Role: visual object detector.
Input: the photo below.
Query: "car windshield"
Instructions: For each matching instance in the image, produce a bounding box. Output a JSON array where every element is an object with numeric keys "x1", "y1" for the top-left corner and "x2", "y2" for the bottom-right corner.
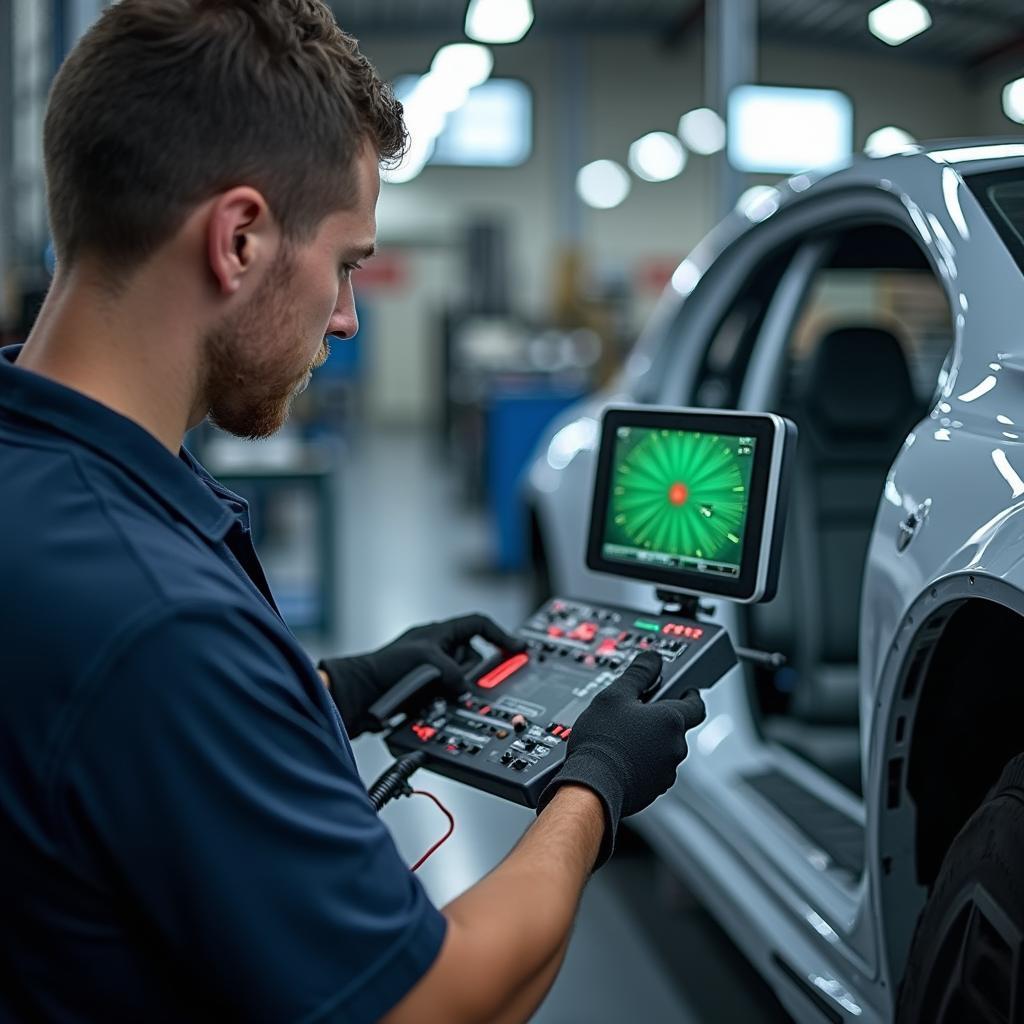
[{"x1": 965, "y1": 168, "x2": 1024, "y2": 274}]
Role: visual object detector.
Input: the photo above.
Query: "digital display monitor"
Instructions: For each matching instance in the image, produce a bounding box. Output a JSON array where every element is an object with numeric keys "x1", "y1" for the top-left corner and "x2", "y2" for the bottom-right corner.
[{"x1": 587, "y1": 408, "x2": 796, "y2": 603}]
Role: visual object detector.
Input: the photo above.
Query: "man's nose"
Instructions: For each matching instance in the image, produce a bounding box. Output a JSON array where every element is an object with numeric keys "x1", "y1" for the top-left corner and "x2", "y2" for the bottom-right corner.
[{"x1": 329, "y1": 290, "x2": 359, "y2": 340}]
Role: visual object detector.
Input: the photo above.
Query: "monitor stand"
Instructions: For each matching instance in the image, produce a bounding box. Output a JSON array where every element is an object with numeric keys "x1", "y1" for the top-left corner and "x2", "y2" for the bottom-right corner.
[{"x1": 655, "y1": 586, "x2": 786, "y2": 670}]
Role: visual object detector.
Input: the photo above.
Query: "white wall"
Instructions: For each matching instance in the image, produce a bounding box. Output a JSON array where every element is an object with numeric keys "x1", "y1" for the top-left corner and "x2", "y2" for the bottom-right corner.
[{"x1": 355, "y1": 29, "x2": 1024, "y2": 426}]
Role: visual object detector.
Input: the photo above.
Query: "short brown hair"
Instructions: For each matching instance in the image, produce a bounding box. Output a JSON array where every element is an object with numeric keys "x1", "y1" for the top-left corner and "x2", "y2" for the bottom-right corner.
[{"x1": 44, "y1": 0, "x2": 406, "y2": 275}]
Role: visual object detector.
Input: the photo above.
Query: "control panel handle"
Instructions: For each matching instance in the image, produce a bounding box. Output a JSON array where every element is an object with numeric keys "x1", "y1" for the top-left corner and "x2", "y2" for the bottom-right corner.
[{"x1": 366, "y1": 664, "x2": 444, "y2": 731}]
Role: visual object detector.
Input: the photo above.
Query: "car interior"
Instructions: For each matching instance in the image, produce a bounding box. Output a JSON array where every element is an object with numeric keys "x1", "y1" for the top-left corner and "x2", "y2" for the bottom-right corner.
[
  {"x1": 748, "y1": 224, "x2": 954, "y2": 796},
  {"x1": 695, "y1": 223, "x2": 954, "y2": 798}
]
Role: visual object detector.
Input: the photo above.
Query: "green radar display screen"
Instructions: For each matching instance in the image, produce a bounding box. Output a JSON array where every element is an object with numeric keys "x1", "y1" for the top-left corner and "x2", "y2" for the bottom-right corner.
[
  {"x1": 586, "y1": 408, "x2": 796, "y2": 602},
  {"x1": 603, "y1": 426, "x2": 755, "y2": 580}
]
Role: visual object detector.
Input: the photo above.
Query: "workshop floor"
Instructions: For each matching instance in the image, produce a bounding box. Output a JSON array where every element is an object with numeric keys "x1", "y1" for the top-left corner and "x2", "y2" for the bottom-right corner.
[{"x1": 329, "y1": 428, "x2": 792, "y2": 1023}]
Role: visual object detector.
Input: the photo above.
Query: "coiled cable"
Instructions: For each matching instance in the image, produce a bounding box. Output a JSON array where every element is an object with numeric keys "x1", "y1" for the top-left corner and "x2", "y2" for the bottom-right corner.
[{"x1": 368, "y1": 751, "x2": 428, "y2": 811}]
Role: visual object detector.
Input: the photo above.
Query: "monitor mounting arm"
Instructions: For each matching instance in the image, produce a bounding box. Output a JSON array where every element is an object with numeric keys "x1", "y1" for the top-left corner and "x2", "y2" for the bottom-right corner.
[{"x1": 655, "y1": 587, "x2": 786, "y2": 670}]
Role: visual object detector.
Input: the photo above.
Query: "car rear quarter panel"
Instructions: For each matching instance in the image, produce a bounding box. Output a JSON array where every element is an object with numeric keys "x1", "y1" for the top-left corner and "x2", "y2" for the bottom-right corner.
[{"x1": 862, "y1": 160, "x2": 1024, "y2": 714}]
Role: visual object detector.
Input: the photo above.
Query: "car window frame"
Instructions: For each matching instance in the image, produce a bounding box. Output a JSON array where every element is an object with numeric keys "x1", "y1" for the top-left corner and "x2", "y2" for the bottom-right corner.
[
  {"x1": 654, "y1": 188, "x2": 957, "y2": 412},
  {"x1": 738, "y1": 205, "x2": 957, "y2": 416}
]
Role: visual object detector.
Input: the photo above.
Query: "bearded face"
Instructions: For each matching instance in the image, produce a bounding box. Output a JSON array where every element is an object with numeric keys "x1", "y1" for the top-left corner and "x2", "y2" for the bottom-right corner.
[{"x1": 201, "y1": 247, "x2": 331, "y2": 440}]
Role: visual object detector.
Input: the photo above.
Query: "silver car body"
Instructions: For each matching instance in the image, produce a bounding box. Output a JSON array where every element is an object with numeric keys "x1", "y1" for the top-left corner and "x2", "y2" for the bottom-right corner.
[{"x1": 523, "y1": 141, "x2": 1024, "y2": 1022}]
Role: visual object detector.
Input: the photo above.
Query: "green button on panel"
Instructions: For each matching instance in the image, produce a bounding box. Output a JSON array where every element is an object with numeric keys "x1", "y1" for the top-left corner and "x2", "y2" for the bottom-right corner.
[{"x1": 633, "y1": 619, "x2": 661, "y2": 631}]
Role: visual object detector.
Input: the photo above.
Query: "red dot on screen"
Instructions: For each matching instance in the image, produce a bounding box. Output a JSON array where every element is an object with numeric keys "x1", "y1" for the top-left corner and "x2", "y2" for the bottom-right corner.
[{"x1": 668, "y1": 482, "x2": 689, "y2": 506}]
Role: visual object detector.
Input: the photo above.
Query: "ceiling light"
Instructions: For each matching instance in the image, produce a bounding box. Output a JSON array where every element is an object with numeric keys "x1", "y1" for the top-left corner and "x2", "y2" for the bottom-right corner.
[
  {"x1": 382, "y1": 131, "x2": 435, "y2": 184},
  {"x1": 678, "y1": 108, "x2": 726, "y2": 155},
  {"x1": 1003, "y1": 78, "x2": 1024, "y2": 124},
  {"x1": 864, "y1": 125, "x2": 916, "y2": 157},
  {"x1": 628, "y1": 132, "x2": 687, "y2": 182},
  {"x1": 400, "y1": 86, "x2": 446, "y2": 141},
  {"x1": 576, "y1": 160, "x2": 631, "y2": 210},
  {"x1": 868, "y1": 0, "x2": 931, "y2": 46},
  {"x1": 728, "y1": 85, "x2": 852, "y2": 174},
  {"x1": 431, "y1": 43, "x2": 493, "y2": 90},
  {"x1": 409, "y1": 71, "x2": 470, "y2": 115},
  {"x1": 465, "y1": 0, "x2": 533, "y2": 44}
]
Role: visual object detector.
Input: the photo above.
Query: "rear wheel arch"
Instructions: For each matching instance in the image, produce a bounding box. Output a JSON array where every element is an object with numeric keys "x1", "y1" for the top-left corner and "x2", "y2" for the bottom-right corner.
[{"x1": 874, "y1": 576, "x2": 1024, "y2": 988}]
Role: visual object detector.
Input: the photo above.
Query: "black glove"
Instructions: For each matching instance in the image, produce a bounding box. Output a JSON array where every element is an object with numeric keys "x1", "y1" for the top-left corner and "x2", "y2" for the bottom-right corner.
[
  {"x1": 535, "y1": 650, "x2": 706, "y2": 869},
  {"x1": 319, "y1": 614, "x2": 525, "y2": 738}
]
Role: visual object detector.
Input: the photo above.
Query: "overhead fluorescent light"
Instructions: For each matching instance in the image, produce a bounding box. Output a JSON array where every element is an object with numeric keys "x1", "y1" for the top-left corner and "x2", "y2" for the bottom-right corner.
[
  {"x1": 678, "y1": 108, "x2": 726, "y2": 155},
  {"x1": 728, "y1": 84, "x2": 852, "y2": 174},
  {"x1": 431, "y1": 43, "x2": 493, "y2": 90},
  {"x1": 576, "y1": 160, "x2": 631, "y2": 210},
  {"x1": 864, "y1": 125, "x2": 916, "y2": 157},
  {"x1": 465, "y1": 0, "x2": 533, "y2": 44},
  {"x1": 868, "y1": 0, "x2": 931, "y2": 46},
  {"x1": 409, "y1": 72, "x2": 470, "y2": 115},
  {"x1": 628, "y1": 132, "x2": 687, "y2": 182},
  {"x1": 383, "y1": 132, "x2": 435, "y2": 184},
  {"x1": 432, "y1": 79, "x2": 532, "y2": 167},
  {"x1": 391, "y1": 75, "x2": 533, "y2": 168},
  {"x1": 1003, "y1": 77, "x2": 1024, "y2": 125}
]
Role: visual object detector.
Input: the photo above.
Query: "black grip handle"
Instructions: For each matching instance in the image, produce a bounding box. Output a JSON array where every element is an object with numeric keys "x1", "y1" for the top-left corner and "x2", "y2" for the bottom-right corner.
[{"x1": 365, "y1": 664, "x2": 443, "y2": 731}]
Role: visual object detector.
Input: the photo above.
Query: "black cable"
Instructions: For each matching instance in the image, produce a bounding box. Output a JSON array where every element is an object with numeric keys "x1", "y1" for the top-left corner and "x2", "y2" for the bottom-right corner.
[{"x1": 368, "y1": 751, "x2": 428, "y2": 811}]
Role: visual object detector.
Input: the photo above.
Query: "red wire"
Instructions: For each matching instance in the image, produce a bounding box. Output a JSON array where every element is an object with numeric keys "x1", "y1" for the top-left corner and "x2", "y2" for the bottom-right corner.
[{"x1": 409, "y1": 789, "x2": 456, "y2": 871}]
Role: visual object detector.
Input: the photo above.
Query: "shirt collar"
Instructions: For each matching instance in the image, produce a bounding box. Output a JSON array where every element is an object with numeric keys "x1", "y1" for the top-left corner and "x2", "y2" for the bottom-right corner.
[{"x1": 0, "y1": 344, "x2": 239, "y2": 542}]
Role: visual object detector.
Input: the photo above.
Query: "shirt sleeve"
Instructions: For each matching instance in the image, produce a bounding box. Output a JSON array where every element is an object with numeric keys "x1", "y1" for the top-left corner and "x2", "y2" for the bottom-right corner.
[{"x1": 57, "y1": 601, "x2": 446, "y2": 1024}]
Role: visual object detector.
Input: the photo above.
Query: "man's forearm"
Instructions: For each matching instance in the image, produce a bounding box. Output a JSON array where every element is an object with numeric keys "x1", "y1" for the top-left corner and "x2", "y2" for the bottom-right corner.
[
  {"x1": 382, "y1": 784, "x2": 604, "y2": 1024},
  {"x1": 489, "y1": 934, "x2": 572, "y2": 1024}
]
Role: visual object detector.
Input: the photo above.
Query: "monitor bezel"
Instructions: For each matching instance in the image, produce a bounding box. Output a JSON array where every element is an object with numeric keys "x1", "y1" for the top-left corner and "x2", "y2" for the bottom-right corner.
[{"x1": 585, "y1": 406, "x2": 790, "y2": 603}]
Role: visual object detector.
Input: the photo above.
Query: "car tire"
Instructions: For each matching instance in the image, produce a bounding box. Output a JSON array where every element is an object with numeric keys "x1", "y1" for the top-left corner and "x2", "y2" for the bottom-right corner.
[{"x1": 896, "y1": 752, "x2": 1024, "y2": 1023}]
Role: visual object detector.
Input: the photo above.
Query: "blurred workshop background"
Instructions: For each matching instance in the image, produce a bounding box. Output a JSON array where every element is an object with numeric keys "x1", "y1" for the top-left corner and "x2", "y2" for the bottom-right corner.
[{"x1": 3, "y1": 1, "x2": 1024, "y2": 1020}]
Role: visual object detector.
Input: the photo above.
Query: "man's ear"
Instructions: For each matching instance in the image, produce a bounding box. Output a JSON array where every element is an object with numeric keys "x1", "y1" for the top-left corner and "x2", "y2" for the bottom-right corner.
[{"x1": 206, "y1": 187, "x2": 277, "y2": 295}]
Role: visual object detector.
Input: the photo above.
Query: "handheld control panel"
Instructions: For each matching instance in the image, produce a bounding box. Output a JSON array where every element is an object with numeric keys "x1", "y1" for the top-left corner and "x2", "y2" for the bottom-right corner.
[
  {"x1": 384, "y1": 596, "x2": 736, "y2": 806},
  {"x1": 381, "y1": 406, "x2": 794, "y2": 808}
]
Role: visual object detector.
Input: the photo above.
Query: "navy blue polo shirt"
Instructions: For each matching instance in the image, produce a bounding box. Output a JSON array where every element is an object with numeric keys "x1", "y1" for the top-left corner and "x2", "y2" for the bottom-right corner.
[{"x1": 0, "y1": 345, "x2": 445, "y2": 1022}]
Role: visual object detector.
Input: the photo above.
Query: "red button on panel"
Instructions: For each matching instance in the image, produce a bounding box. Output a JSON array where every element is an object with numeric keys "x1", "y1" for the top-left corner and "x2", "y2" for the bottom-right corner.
[
  {"x1": 477, "y1": 652, "x2": 530, "y2": 689},
  {"x1": 597, "y1": 639, "x2": 618, "y2": 655},
  {"x1": 547, "y1": 626, "x2": 565, "y2": 637},
  {"x1": 412, "y1": 723, "x2": 437, "y2": 743}
]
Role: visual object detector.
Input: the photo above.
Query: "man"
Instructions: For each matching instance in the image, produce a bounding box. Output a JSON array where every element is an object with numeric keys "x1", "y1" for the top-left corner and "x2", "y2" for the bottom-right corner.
[{"x1": 0, "y1": 2, "x2": 706, "y2": 1021}]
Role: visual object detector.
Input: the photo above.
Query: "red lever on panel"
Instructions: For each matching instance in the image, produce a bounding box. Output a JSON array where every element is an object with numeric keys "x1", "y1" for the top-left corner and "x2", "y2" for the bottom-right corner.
[{"x1": 477, "y1": 652, "x2": 529, "y2": 689}]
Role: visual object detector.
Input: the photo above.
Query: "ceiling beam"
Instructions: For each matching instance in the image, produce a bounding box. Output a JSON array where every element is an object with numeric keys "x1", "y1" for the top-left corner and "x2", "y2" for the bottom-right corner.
[
  {"x1": 967, "y1": 31, "x2": 1024, "y2": 76},
  {"x1": 661, "y1": 0, "x2": 705, "y2": 50}
]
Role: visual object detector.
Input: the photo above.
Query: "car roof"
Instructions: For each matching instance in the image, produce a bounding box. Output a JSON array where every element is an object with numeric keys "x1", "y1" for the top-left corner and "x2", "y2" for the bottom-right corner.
[
  {"x1": 905, "y1": 137, "x2": 1024, "y2": 170},
  {"x1": 783, "y1": 138, "x2": 1024, "y2": 198},
  {"x1": 711, "y1": 138, "x2": 1024, "y2": 244},
  {"x1": 627, "y1": 137, "x2": 1024, "y2": 398}
]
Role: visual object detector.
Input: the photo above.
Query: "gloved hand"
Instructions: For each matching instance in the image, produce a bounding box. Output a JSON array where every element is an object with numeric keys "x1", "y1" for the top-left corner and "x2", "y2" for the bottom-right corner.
[
  {"x1": 536, "y1": 650, "x2": 706, "y2": 869},
  {"x1": 319, "y1": 614, "x2": 525, "y2": 738}
]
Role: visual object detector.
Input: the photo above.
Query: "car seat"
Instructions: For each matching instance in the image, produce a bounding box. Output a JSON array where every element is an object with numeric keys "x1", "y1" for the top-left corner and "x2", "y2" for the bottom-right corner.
[{"x1": 753, "y1": 325, "x2": 920, "y2": 794}]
